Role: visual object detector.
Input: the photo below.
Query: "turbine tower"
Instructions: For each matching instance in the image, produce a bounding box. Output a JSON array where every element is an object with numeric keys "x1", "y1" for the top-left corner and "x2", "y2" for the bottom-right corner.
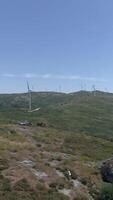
[
  {"x1": 92, "y1": 85, "x2": 96, "y2": 96},
  {"x1": 27, "y1": 81, "x2": 32, "y2": 111},
  {"x1": 26, "y1": 81, "x2": 40, "y2": 113}
]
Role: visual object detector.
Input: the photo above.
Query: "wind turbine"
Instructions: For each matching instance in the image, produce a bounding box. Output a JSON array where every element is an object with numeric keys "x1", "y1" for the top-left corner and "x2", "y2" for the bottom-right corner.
[
  {"x1": 27, "y1": 81, "x2": 40, "y2": 113},
  {"x1": 92, "y1": 85, "x2": 96, "y2": 96},
  {"x1": 59, "y1": 85, "x2": 62, "y2": 93},
  {"x1": 27, "y1": 81, "x2": 32, "y2": 111}
]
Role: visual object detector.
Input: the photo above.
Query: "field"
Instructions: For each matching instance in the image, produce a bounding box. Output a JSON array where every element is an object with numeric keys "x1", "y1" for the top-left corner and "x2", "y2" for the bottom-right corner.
[{"x1": 0, "y1": 91, "x2": 113, "y2": 199}]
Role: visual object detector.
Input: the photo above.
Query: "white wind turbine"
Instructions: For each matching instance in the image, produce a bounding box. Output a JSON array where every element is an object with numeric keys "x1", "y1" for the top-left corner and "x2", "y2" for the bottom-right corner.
[{"x1": 27, "y1": 81, "x2": 40, "y2": 112}]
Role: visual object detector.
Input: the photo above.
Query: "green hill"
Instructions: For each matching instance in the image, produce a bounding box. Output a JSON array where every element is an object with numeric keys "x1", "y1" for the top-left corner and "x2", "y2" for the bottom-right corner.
[
  {"x1": 0, "y1": 90, "x2": 113, "y2": 139},
  {"x1": 0, "y1": 91, "x2": 113, "y2": 199}
]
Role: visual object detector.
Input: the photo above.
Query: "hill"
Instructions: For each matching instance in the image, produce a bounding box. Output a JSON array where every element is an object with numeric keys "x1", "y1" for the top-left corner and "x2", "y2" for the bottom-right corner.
[
  {"x1": 0, "y1": 91, "x2": 113, "y2": 199},
  {"x1": 0, "y1": 90, "x2": 113, "y2": 139}
]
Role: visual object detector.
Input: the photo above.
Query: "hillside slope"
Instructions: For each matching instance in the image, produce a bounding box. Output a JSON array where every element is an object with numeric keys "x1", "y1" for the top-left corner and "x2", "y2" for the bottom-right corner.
[
  {"x1": 0, "y1": 91, "x2": 113, "y2": 139},
  {"x1": 0, "y1": 91, "x2": 113, "y2": 199}
]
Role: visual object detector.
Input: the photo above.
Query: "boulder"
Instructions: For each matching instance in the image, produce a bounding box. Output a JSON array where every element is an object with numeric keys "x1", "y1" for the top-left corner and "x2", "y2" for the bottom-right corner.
[
  {"x1": 36, "y1": 122, "x2": 48, "y2": 128},
  {"x1": 100, "y1": 158, "x2": 113, "y2": 183}
]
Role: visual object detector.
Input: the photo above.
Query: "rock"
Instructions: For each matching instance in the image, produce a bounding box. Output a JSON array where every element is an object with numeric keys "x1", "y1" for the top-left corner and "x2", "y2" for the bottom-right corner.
[
  {"x1": 100, "y1": 158, "x2": 113, "y2": 183},
  {"x1": 36, "y1": 122, "x2": 47, "y2": 127},
  {"x1": 18, "y1": 120, "x2": 32, "y2": 126}
]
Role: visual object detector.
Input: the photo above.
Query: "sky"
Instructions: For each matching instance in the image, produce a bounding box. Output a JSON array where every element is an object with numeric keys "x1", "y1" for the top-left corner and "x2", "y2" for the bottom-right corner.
[{"x1": 0, "y1": 0, "x2": 113, "y2": 93}]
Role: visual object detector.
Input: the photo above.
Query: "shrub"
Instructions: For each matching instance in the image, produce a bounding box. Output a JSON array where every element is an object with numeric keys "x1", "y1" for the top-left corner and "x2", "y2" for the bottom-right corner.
[
  {"x1": 0, "y1": 175, "x2": 11, "y2": 191},
  {"x1": 99, "y1": 183, "x2": 113, "y2": 200},
  {"x1": 13, "y1": 178, "x2": 32, "y2": 192},
  {"x1": 0, "y1": 159, "x2": 9, "y2": 170}
]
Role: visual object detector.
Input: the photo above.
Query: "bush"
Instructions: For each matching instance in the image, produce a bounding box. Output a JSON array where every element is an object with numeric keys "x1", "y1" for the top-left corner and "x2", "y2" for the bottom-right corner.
[
  {"x1": 99, "y1": 183, "x2": 113, "y2": 200},
  {"x1": 13, "y1": 178, "x2": 32, "y2": 192},
  {"x1": 0, "y1": 159, "x2": 9, "y2": 170},
  {"x1": 0, "y1": 175, "x2": 11, "y2": 191}
]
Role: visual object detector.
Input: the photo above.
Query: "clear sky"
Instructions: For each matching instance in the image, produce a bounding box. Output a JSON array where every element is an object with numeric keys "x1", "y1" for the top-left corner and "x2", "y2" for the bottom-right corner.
[{"x1": 0, "y1": 0, "x2": 113, "y2": 93}]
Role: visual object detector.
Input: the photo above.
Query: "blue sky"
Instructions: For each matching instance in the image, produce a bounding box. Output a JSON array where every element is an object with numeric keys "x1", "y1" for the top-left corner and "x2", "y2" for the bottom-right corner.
[{"x1": 0, "y1": 0, "x2": 113, "y2": 93}]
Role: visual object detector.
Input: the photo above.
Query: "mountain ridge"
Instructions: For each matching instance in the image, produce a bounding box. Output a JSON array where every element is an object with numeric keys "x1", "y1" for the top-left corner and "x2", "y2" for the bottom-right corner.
[{"x1": 0, "y1": 90, "x2": 113, "y2": 139}]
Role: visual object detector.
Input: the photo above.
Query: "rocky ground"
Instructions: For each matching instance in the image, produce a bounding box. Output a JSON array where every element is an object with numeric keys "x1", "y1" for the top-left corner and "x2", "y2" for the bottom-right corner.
[{"x1": 0, "y1": 124, "x2": 110, "y2": 200}]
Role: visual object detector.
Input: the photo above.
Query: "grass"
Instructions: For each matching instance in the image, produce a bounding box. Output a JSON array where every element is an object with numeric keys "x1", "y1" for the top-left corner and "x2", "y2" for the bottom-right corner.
[
  {"x1": 0, "y1": 91, "x2": 112, "y2": 199},
  {"x1": 0, "y1": 91, "x2": 113, "y2": 139},
  {"x1": 0, "y1": 124, "x2": 109, "y2": 199}
]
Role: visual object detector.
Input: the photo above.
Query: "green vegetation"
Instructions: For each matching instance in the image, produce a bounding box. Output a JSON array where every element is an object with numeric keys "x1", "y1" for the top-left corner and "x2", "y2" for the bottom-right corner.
[
  {"x1": 0, "y1": 91, "x2": 113, "y2": 139},
  {"x1": 0, "y1": 91, "x2": 113, "y2": 199},
  {"x1": 98, "y1": 183, "x2": 113, "y2": 200}
]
